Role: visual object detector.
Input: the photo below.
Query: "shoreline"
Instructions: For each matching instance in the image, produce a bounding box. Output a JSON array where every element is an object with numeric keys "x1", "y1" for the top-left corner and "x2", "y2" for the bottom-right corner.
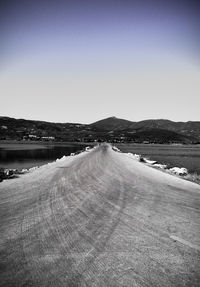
[
  {"x1": 0, "y1": 145, "x2": 93, "y2": 182},
  {"x1": 0, "y1": 139, "x2": 94, "y2": 146},
  {"x1": 1, "y1": 139, "x2": 200, "y2": 145},
  {"x1": 123, "y1": 151, "x2": 200, "y2": 185}
]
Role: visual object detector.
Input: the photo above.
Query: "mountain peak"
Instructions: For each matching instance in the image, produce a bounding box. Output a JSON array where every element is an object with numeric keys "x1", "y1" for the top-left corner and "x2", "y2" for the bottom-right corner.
[{"x1": 90, "y1": 116, "x2": 134, "y2": 131}]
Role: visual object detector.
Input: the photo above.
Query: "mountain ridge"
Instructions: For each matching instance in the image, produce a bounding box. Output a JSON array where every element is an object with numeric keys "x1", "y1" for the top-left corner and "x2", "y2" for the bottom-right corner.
[
  {"x1": 1, "y1": 116, "x2": 200, "y2": 143},
  {"x1": 89, "y1": 117, "x2": 200, "y2": 140}
]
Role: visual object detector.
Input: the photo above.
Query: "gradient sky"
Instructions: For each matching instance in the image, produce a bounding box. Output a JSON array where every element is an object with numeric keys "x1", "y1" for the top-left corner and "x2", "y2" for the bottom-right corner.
[{"x1": 1, "y1": 0, "x2": 200, "y2": 123}]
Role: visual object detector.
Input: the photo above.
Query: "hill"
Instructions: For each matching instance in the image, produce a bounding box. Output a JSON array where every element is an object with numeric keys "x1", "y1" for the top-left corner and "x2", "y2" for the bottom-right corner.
[
  {"x1": 90, "y1": 116, "x2": 134, "y2": 131},
  {"x1": 0, "y1": 116, "x2": 200, "y2": 144},
  {"x1": 125, "y1": 128, "x2": 193, "y2": 144},
  {"x1": 0, "y1": 116, "x2": 90, "y2": 142},
  {"x1": 90, "y1": 117, "x2": 200, "y2": 141},
  {"x1": 126, "y1": 119, "x2": 200, "y2": 140}
]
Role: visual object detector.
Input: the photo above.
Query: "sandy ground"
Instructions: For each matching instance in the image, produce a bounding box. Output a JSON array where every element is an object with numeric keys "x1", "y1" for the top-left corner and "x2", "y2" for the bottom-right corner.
[{"x1": 0, "y1": 144, "x2": 200, "y2": 287}]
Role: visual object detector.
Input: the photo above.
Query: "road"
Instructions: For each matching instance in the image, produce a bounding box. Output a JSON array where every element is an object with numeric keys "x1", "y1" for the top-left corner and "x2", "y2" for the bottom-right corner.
[{"x1": 0, "y1": 143, "x2": 200, "y2": 287}]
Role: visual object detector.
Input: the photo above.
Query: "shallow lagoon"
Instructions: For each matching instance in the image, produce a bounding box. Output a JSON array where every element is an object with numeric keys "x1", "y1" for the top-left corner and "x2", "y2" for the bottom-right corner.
[
  {"x1": 0, "y1": 142, "x2": 89, "y2": 170},
  {"x1": 0, "y1": 142, "x2": 200, "y2": 176},
  {"x1": 117, "y1": 143, "x2": 200, "y2": 175}
]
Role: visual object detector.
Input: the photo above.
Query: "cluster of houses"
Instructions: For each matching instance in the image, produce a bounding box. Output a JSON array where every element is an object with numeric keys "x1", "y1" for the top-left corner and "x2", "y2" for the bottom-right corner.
[
  {"x1": 23, "y1": 135, "x2": 55, "y2": 141},
  {"x1": 1, "y1": 125, "x2": 189, "y2": 144}
]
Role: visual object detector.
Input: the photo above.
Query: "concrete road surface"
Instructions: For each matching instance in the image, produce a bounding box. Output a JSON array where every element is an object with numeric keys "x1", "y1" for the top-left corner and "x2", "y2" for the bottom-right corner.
[{"x1": 0, "y1": 144, "x2": 200, "y2": 287}]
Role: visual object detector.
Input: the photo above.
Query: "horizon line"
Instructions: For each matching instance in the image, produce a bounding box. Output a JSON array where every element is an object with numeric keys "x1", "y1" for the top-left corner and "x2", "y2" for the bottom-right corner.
[{"x1": 1, "y1": 115, "x2": 200, "y2": 125}]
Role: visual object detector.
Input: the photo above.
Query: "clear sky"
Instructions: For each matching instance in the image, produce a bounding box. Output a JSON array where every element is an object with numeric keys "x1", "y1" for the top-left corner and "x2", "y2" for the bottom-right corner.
[{"x1": 1, "y1": 0, "x2": 200, "y2": 123}]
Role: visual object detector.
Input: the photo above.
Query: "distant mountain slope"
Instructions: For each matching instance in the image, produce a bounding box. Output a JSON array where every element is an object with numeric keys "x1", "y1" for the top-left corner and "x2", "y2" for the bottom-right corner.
[
  {"x1": 90, "y1": 118, "x2": 200, "y2": 141},
  {"x1": 90, "y1": 117, "x2": 134, "y2": 131},
  {"x1": 126, "y1": 119, "x2": 200, "y2": 141},
  {"x1": 1, "y1": 116, "x2": 200, "y2": 143},
  {"x1": 0, "y1": 117, "x2": 88, "y2": 141},
  {"x1": 127, "y1": 129, "x2": 193, "y2": 144}
]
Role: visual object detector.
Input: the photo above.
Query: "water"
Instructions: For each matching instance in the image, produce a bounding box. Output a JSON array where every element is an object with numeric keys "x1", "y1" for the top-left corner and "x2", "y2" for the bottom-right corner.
[
  {"x1": 117, "y1": 144, "x2": 200, "y2": 175},
  {"x1": 0, "y1": 143, "x2": 89, "y2": 170},
  {"x1": 1, "y1": 143, "x2": 200, "y2": 176}
]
